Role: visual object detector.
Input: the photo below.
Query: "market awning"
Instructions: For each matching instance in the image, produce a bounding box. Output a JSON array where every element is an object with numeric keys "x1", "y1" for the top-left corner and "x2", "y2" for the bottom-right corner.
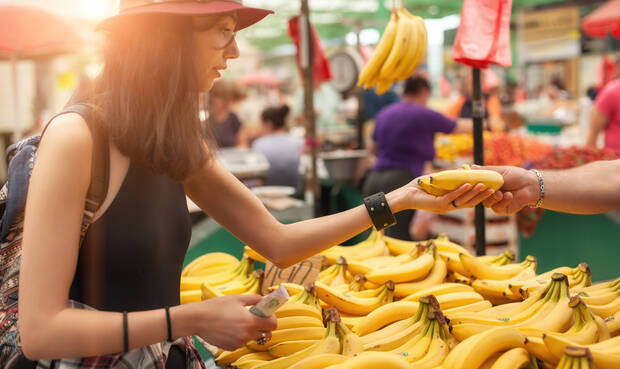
[{"x1": 582, "y1": 0, "x2": 620, "y2": 38}]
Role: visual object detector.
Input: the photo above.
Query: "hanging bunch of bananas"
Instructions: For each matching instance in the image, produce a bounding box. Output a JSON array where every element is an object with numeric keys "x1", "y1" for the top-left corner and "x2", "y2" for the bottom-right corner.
[{"x1": 357, "y1": 7, "x2": 428, "y2": 95}]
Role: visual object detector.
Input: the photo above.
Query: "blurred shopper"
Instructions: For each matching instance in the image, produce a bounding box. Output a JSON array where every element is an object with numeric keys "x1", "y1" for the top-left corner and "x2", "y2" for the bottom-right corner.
[
  {"x1": 252, "y1": 105, "x2": 303, "y2": 188},
  {"x1": 208, "y1": 79, "x2": 248, "y2": 148},
  {"x1": 587, "y1": 58, "x2": 620, "y2": 151},
  {"x1": 363, "y1": 76, "x2": 472, "y2": 240}
]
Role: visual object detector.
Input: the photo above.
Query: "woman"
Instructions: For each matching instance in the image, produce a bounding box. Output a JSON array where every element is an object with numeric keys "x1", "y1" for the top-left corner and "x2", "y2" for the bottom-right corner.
[
  {"x1": 17, "y1": 1, "x2": 493, "y2": 368},
  {"x1": 252, "y1": 105, "x2": 302, "y2": 188},
  {"x1": 208, "y1": 79, "x2": 248, "y2": 148}
]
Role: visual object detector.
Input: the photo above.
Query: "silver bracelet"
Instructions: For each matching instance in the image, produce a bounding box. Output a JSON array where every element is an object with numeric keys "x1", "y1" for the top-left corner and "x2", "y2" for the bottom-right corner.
[{"x1": 531, "y1": 169, "x2": 545, "y2": 208}]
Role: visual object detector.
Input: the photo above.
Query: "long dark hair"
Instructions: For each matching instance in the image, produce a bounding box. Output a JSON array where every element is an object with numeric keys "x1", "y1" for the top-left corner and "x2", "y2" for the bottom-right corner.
[{"x1": 75, "y1": 13, "x2": 212, "y2": 181}]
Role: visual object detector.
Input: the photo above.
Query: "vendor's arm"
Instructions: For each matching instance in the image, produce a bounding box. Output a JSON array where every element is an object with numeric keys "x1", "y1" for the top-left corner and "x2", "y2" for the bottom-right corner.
[
  {"x1": 586, "y1": 107, "x2": 608, "y2": 148},
  {"x1": 185, "y1": 160, "x2": 494, "y2": 268},
  {"x1": 19, "y1": 115, "x2": 276, "y2": 360},
  {"x1": 481, "y1": 160, "x2": 620, "y2": 215},
  {"x1": 452, "y1": 118, "x2": 473, "y2": 134}
]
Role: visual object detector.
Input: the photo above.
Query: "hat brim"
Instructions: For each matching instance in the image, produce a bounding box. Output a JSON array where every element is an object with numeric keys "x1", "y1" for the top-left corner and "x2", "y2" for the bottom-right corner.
[{"x1": 96, "y1": 1, "x2": 273, "y2": 31}]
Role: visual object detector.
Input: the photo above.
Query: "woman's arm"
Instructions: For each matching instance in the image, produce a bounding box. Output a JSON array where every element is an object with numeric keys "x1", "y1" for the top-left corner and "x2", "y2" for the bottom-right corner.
[
  {"x1": 19, "y1": 115, "x2": 275, "y2": 360},
  {"x1": 185, "y1": 160, "x2": 493, "y2": 268}
]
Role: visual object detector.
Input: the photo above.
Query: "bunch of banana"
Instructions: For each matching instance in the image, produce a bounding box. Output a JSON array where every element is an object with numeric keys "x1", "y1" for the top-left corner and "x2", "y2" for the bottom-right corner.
[
  {"x1": 200, "y1": 269, "x2": 263, "y2": 299},
  {"x1": 383, "y1": 233, "x2": 469, "y2": 256},
  {"x1": 357, "y1": 7, "x2": 428, "y2": 95},
  {"x1": 470, "y1": 257, "x2": 538, "y2": 303},
  {"x1": 362, "y1": 243, "x2": 437, "y2": 284},
  {"x1": 442, "y1": 327, "x2": 527, "y2": 369},
  {"x1": 604, "y1": 310, "x2": 620, "y2": 336},
  {"x1": 542, "y1": 336, "x2": 620, "y2": 369},
  {"x1": 440, "y1": 249, "x2": 515, "y2": 283},
  {"x1": 478, "y1": 348, "x2": 539, "y2": 369},
  {"x1": 450, "y1": 274, "x2": 574, "y2": 341},
  {"x1": 523, "y1": 296, "x2": 602, "y2": 365},
  {"x1": 181, "y1": 251, "x2": 239, "y2": 277},
  {"x1": 317, "y1": 257, "x2": 352, "y2": 287},
  {"x1": 314, "y1": 280, "x2": 394, "y2": 316},
  {"x1": 332, "y1": 274, "x2": 368, "y2": 295},
  {"x1": 360, "y1": 295, "x2": 435, "y2": 351},
  {"x1": 509, "y1": 263, "x2": 593, "y2": 299},
  {"x1": 460, "y1": 253, "x2": 537, "y2": 281},
  {"x1": 418, "y1": 165, "x2": 504, "y2": 197},
  {"x1": 554, "y1": 347, "x2": 595, "y2": 369},
  {"x1": 352, "y1": 300, "x2": 420, "y2": 336},
  {"x1": 180, "y1": 256, "x2": 254, "y2": 304},
  {"x1": 320, "y1": 230, "x2": 388, "y2": 265},
  {"x1": 276, "y1": 285, "x2": 323, "y2": 321},
  {"x1": 571, "y1": 276, "x2": 620, "y2": 320}
]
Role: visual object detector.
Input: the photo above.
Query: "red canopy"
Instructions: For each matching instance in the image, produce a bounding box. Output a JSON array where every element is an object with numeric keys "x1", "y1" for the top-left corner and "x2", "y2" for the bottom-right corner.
[
  {"x1": 0, "y1": 5, "x2": 85, "y2": 59},
  {"x1": 582, "y1": 0, "x2": 620, "y2": 38}
]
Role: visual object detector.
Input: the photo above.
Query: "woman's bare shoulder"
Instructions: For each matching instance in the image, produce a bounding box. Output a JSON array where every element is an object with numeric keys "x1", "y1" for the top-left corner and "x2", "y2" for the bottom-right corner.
[{"x1": 39, "y1": 112, "x2": 94, "y2": 157}]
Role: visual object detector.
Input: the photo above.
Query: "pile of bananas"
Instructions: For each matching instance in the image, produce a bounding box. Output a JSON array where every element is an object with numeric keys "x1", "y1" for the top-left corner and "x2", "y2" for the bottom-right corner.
[
  {"x1": 183, "y1": 230, "x2": 620, "y2": 369},
  {"x1": 357, "y1": 7, "x2": 428, "y2": 95}
]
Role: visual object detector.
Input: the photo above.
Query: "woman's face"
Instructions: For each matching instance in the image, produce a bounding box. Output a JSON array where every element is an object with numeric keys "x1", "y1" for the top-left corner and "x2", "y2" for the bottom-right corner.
[{"x1": 194, "y1": 14, "x2": 240, "y2": 92}]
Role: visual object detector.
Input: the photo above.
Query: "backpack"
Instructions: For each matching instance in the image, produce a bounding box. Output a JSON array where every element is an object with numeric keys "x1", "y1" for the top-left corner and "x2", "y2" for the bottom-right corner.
[{"x1": 0, "y1": 104, "x2": 109, "y2": 369}]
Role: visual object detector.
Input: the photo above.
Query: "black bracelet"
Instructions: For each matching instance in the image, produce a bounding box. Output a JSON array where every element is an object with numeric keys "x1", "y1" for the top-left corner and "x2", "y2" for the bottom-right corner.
[
  {"x1": 363, "y1": 192, "x2": 396, "y2": 231},
  {"x1": 165, "y1": 306, "x2": 172, "y2": 342},
  {"x1": 122, "y1": 311, "x2": 129, "y2": 352}
]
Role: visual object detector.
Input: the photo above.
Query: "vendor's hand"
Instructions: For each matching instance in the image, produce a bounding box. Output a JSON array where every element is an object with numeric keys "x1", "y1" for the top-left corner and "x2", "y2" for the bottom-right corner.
[
  {"x1": 477, "y1": 165, "x2": 540, "y2": 215},
  {"x1": 194, "y1": 294, "x2": 278, "y2": 351},
  {"x1": 398, "y1": 178, "x2": 495, "y2": 214}
]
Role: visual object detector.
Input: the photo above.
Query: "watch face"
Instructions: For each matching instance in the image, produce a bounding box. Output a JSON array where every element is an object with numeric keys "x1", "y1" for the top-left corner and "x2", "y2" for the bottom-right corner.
[{"x1": 330, "y1": 52, "x2": 359, "y2": 93}]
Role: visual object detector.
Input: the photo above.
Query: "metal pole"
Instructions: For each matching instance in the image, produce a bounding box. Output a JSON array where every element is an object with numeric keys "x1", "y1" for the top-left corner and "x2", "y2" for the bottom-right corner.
[
  {"x1": 472, "y1": 68, "x2": 486, "y2": 256},
  {"x1": 300, "y1": 0, "x2": 320, "y2": 216}
]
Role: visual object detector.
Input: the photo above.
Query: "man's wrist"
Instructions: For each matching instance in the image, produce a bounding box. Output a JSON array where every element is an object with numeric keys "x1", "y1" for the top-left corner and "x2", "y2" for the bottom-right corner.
[{"x1": 528, "y1": 169, "x2": 544, "y2": 208}]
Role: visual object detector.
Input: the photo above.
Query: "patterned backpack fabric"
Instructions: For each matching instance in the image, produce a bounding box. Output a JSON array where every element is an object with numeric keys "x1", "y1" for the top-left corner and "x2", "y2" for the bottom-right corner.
[{"x1": 0, "y1": 104, "x2": 109, "y2": 369}]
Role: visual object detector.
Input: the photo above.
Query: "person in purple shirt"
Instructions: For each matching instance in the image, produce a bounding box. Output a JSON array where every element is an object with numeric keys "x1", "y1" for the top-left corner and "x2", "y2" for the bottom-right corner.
[{"x1": 363, "y1": 76, "x2": 472, "y2": 240}]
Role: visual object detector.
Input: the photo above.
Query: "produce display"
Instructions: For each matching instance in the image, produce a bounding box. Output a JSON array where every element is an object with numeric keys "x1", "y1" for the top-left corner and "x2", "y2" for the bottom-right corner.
[
  {"x1": 181, "y1": 232, "x2": 620, "y2": 369},
  {"x1": 435, "y1": 133, "x2": 552, "y2": 167},
  {"x1": 357, "y1": 7, "x2": 428, "y2": 95}
]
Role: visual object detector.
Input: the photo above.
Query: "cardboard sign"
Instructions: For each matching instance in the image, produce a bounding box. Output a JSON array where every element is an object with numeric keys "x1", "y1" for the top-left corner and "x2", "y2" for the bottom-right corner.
[{"x1": 261, "y1": 255, "x2": 325, "y2": 295}]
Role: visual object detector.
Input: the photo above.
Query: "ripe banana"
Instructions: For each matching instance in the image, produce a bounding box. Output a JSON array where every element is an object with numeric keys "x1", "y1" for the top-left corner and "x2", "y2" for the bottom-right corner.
[
  {"x1": 357, "y1": 13, "x2": 398, "y2": 88},
  {"x1": 352, "y1": 300, "x2": 419, "y2": 336},
  {"x1": 252, "y1": 309, "x2": 341, "y2": 369},
  {"x1": 314, "y1": 281, "x2": 394, "y2": 315},
  {"x1": 268, "y1": 340, "x2": 318, "y2": 357},
  {"x1": 488, "y1": 348, "x2": 530, "y2": 369},
  {"x1": 460, "y1": 253, "x2": 537, "y2": 281},
  {"x1": 216, "y1": 346, "x2": 252, "y2": 366},
  {"x1": 442, "y1": 327, "x2": 526, "y2": 369},
  {"x1": 393, "y1": 258, "x2": 447, "y2": 298},
  {"x1": 274, "y1": 303, "x2": 323, "y2": 321},
  {"x1": 391, "y1": 10, "x2": 420, "y2": 81},
  {"x1": 604, "y1": 310, "x2": 620, "y2": 336},
  {"x1": 336, "y1": 318, "x2": 363, "y2": 356},
  {"x1": 247, "y1": 326, "x2": 326, "y2": 351},
  {"x1": 397, "y1": 15, "x2": 427, "y2": 80},
  {"x1": 401, "y1": 282, "x2": 475, "y2": 302},
  {"x1": 276, "y1": 316, "x2": 324, "y2": 330},
  {"x1": 379, "y1": 8, "x2": 414, "y2": 81},
  {"x1": 287, "y1": 353, "x2": 348, "y2": 369},
  {"x1": 181, "y1": 251, "x2": 239, "y2": 277},
  {"x1": 244, "y1": 245, "x2": 267, "y2": 263},
  {"x1": 424, "y1": 166, "x2": 504, "y2": 192},
  {"x1": 365, "y1": 245, "x2": 435, "y2": 284},
  {"x1": 336, "y1": 351, "x2": 412, "y2": 369}
]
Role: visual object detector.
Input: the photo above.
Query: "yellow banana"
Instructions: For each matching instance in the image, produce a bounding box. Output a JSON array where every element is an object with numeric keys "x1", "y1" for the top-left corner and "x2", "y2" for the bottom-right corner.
[
  {"x1": 314, "y1": 281, "x2": 394, "y2": 315},
  {"x1": 487, "y1": 347, "x2": 530, "y2": 369},
  {"x1": 353, "y1": 300, "x2": 419, "y2": 336},
  {"x1": 216, "y1": 346, "x2": 253, "y2": 366},
  {"x1": 246, "y1": 326, "x2": 326, "y2": 351},
  {"x1": 275, "y1": 303, "x2": 322, "y2": 321},
  {"x1": 182, "y1": 252, "x2": 239, "y2": 277},
  {"x1": 443, "y1": 300, "x2": 493, "y2": 316},
  {"x1": 440, "y1": 251, "x2": 473, "y2": 277},
  {"x1": 604, "y1": 309, "x2": 620, "y2": 336},
  {"x1": 401, "y1": 282, "x2": 474, "y2": 302},
  {"x1": 359, "y1": 298, "x2": 431, "y2": 346},
  {"x1": 365, "y1": 246, "x2": 435, "y2": 284},
  {"x1": 418, "y1": 177, "x2": 450, "y2": 196},
  {"x1": 584, "y1": 295, "x2": 620, "y2": 319},
  {"x1": 435, "y1": 291, "x2": 485, "y2": 310},
  {"x1": 276, "y1": 316, "x2": 324, "y2": 330},
  {"x1": 244, "y1": 245, "x2": 267, "y2": 263},
  {"x1": 179, "y1": 289, "x2": 201, "y2": 304},
  {"x1": 379, "y1": 8, "x2": 414, "y2": 81},
  {"x1": 397, "y1": 15, "x2": 426, "y2": 81},
  {"x1": 393, "y1": 258, "x2": 447, "y2": 298},
  {"x1": 443, "y1": 327, "x2": 526, "y2": 369},
  {"x1": 460, "y1": 254, "x2": 537, "y2": 281},
  {"x1": 357, "y1": 13, "x2": 398, "y2": 88},
  {"x1": 524, "y1": 336, "x2": 559, "y2": 365},
  {"x1": 268, "y1": 340, "x2": 318, "y2": 357},
  {"x1": 426, "y1": 167, "x2": 504, "y2": 192},
  {"x1": 287, "y1": 353, "x2": 348, "y2": 369},
  {"x1": 391, "y1": 10, "x2": 419, "y2": 81},
  {"x1": 336, "y1": 319, "x2": 363, "y2": 356},
  {"x1": 253, "y1": 308, "x2": 342, "y2": 369},
  {"x1": 233, "y1": 352, "x2": 275, "y2": 366},
  {"x1": 336, "y1": 351, "x2": 412, "y2": 369}
]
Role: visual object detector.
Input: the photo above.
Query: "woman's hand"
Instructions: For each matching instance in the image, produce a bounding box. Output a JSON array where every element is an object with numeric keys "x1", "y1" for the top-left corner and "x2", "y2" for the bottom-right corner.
[
  {"x1": 192, "y1": 294, "x2": 278, "y2": 351},
  {"x1": 397, "y1": 177, "x2": 496, "y2": 214},
  {"x1": 479, "y1": 166, "x2": 539, "y2": 215}
]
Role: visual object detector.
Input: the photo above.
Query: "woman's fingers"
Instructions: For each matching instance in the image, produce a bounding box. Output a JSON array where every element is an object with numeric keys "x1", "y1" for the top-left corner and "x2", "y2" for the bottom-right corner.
[
  {"x1": 442, "y1": 183, "x2": 473, "y2": 203},
  {"x1": 450, "y1": 183, "x2": 485, "y2": 206},
  {"x1": 458, "y1": 188, "x2": 495, "y2": 208}
]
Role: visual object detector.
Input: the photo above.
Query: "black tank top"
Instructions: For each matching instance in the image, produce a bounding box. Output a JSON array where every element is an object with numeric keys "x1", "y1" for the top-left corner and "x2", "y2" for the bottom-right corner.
[{"x1": 69, "y1": 161, "x2": 192, "y2": 312}]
